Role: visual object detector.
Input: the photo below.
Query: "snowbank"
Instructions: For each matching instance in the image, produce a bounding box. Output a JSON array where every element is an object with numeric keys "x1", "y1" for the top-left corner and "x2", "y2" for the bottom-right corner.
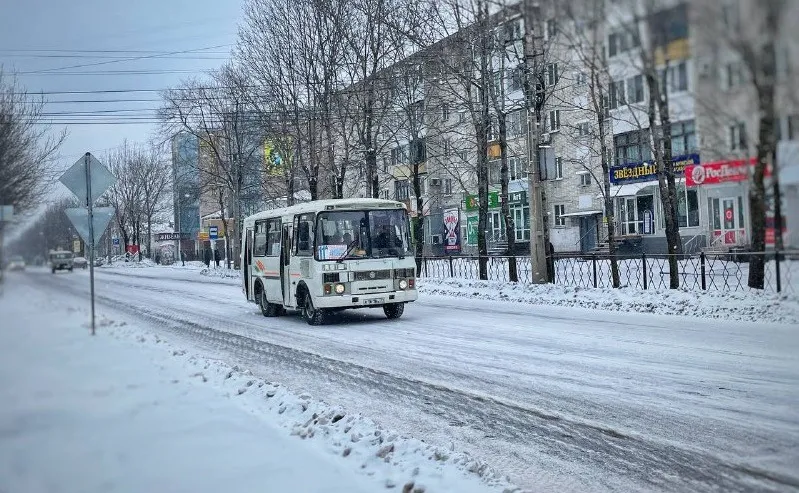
[
  {"x1": 0, "y1": 285, "x2": 516, "y2": 493},
  {"x1": 200, "y1": 267, "x2": 241, "y2": 280},
  {"x1": 418, "y1": 278, "x2": 799, "y2": 325}
]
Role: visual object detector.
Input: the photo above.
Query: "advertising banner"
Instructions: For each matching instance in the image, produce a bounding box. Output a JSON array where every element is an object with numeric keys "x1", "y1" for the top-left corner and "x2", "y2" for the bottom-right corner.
[
  {"x1": 609, "y1": 153, "x2": 699, "y2": 185},
  {"x1": 442, "y1": 209, "x2": 461, "y2": 253}
]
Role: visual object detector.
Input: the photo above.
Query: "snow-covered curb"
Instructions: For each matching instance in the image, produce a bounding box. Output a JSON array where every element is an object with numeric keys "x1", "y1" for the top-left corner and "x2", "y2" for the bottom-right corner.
[
  {"x1": 95, "y1": 315, "x2": 521, "y2": 493},
  {"x1": 199, "y1": 267, "x2": 241, "y2": 279},
  {"x1": 417, "y1": 278, "x2": 799, "y2": 325}
]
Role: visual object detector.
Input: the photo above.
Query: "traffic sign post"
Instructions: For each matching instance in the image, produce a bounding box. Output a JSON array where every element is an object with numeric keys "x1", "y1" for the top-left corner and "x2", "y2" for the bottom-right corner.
[{"x1": 59, "y1": 152, "x2": 116, "y2": 336}]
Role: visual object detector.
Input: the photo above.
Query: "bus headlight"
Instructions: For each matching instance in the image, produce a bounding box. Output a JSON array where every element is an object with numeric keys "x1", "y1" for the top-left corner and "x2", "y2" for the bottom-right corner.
[
  {"x1": 334, "y1": 283, "x2": 346, "y2": 294},
  {"x1": 398, "y1": 279, "x2": 408, "y2": 290}
]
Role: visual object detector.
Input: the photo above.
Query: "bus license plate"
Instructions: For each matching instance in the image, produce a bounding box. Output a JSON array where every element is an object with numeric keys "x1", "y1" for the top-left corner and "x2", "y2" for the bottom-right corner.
[{"x1": 364, "y1": 298, "x2": 384, "y2": 305}]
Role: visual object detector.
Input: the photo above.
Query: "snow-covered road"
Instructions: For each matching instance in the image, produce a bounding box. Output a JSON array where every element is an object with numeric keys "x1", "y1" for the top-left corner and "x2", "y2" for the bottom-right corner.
[{"x1": 13, "y1": 267, "x2": 799, "y2": 492}]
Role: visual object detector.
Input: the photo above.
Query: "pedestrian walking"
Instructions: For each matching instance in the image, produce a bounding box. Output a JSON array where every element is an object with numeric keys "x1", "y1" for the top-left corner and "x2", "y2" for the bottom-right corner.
[
  {"x1": 203, "y1": 248, "x2": 211, "y2": 268},
  {"x1": 214, "y1": 248, "x2": 221, "y2": 268}
]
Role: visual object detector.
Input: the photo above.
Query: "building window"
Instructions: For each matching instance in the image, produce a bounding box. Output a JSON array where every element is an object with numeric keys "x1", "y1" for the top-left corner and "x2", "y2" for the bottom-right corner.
[
  {"x1": 671, "y1": 120, "x2": 697, "y2": 156},
  {"x1": 548, "y1": 110, "x2": 561, "y2": 131},
  {"x1": 580, "y1": 172, "x2": 592, "y2": 187},
  {"x1": 721, "y1": 1, "x2": 740, "y2": 30},
  {"x1": 394, "y1": 179, "x2": 409, "y2": 200},
  {"x1": 489, "y1": 160, "x2": 501, "y2": 185},
  {"x1": 546, "y1": 63, "x2": 559, "y2": 86},
  {"x1": 391, "y1": 145, "x2": 408, "y2": 166},
  {"x1": 508, "y1": 109, "x2": 524, "y2": 138},
  {"x1": 554, "y1": 157, "x2": 563, "y2": 179},
  {"x1": 443, "y1": 178, "x2": 453, "y2": 195},
  {"x1": 724, "y1": 62, "x2": 744, "y2": 90},
  {"x1": 609, "y1": 80, "x2": 626, "y2": 109},
  {"x1": 627, "y1": 75, "x2": 644, "y2": 103},
  {"x1": 577, "y1": 121, "x2": 591, "y2": 137},
  {"x1": 788, "y1": 115, "x2": 798, "y2": 140},
  {"x1": 381, "y1": 155, "x2": 389, "y2": 172},
  {"x1": 729, "y1": 122, "x2": 747, "y2": 151},
  {"x1": 546, "y1": 19, "x2": 558, "y2": 39},
  {"x1": 442, "y1": 103, "x2": 450, "y2": 121},
  {"x1": 554, "y1": 204, "x2": 566, "y2": 227},
  {"x1": 614, "y1": 129, "x2": 651, "y2": 165},
  {"x1": 608, "y1": 28, "x2": 639, "y2": 57},
  {"x1": 513, "y1": 206, "x2": 530, "y2": 241},
  {"x1": 510, "y1": 156, "x2": 528, "y2": 181},
  {"x1": 508, "y1": 66, "x2": 524, "y2": 92},
  {"x1": 459, "y1": 150, "x2": 468, "y2": 162},
  {"x1": 442, "y1": 138, "x2": 450, "y2": 157},
  {"x1": 649, "y1": 4, "x2": 687, "y2": 48},
  {"x1": 576, "y1": 71, "x2": 588, "y2": 85},
  {"x1": 459, "y1": 111, "x2": 467, "y2": 123},
  {"x1": 661, "y1": 61, "x2": 688, "y2": 93}
]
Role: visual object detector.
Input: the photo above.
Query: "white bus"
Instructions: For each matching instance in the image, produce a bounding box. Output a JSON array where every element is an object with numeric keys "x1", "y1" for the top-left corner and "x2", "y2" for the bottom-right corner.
[{"x1": 241, "y1": 198, "x2": 418, "y2": 325}]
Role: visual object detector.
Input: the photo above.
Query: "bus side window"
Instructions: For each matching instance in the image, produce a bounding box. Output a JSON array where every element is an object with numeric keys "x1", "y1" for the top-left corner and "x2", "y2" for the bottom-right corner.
[
  {"x1": 253, "y1": 220, "x2": 268, "y2": 257},
  {"x1": 295, "y1": 213, "x2": 314, "y2": 256},
  {"x1": 266, "y1": 218, "x2": 281, "y2": 256}
]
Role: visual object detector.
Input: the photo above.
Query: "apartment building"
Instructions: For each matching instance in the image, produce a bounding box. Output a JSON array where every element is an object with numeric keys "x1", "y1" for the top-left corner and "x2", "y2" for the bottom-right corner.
[{"x1": 338, "y1": 0, "x2": 796, "y2": 256}]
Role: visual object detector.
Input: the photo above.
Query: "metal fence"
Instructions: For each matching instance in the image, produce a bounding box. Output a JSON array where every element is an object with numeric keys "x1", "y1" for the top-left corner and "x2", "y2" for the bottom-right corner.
[{"x1": 418, "y1": 250, "x2": 798, "y2": 294}]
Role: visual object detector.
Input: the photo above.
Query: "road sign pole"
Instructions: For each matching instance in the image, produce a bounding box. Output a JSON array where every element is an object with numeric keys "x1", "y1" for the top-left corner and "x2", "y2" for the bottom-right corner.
[{"x1": 84, "y1": 153, "x2": 96, "y2": 336}]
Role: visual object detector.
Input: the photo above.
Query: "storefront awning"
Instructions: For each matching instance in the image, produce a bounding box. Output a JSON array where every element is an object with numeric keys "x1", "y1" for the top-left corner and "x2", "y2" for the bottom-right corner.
[
  {"x1": 609, "y1": 182, "x2": 658, "y2": 197},
  {"x1": 561, "y1": 210, "x2": 602, "y2": 217}
]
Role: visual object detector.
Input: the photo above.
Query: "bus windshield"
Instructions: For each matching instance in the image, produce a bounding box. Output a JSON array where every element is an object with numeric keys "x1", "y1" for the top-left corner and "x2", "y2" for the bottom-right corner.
[{"x1": 315, "y1": 209, "x2": 412, "y2": 261}]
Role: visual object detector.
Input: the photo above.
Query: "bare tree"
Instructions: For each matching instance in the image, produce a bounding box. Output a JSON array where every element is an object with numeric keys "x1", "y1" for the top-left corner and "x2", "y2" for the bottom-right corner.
[
  {"x1": 137, "y1": 146, "x2": 172, "y2": 259},
  {"x1": 105, "y1": 141, "x2": 144, "y2": 255},
  {"x1": 560, "y1": 0, "x2": 622, "y2": 287},
  {"x1": 0, "y1": 69, "x2": 66, "y2": 214},
  {"x1": 692, "y1": 0, "x2": 789, "y2": 289},
  {"x1": 159, "y1": 65, "x2": 270, "y2": 268}
]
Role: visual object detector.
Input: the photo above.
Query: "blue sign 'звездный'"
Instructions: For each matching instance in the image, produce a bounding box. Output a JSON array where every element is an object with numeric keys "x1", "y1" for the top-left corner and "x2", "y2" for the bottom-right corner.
[{"x1": 609, "y1": 153, "x2": 700, "y2": 185}]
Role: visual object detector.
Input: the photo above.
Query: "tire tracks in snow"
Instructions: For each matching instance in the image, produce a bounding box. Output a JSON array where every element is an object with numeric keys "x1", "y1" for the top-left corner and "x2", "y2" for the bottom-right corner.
[{"x1": 32, "y1": 272, "x2": 799, "y2": 493}]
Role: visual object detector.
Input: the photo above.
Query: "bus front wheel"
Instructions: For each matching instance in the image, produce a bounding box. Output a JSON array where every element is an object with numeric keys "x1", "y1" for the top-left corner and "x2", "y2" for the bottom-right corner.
[
  {"x1": 301, "y1": 291, "x2": 326, "y2": 326},
  {"x1": 383, "y1": 303, "x2": 404, "y2": 320}
]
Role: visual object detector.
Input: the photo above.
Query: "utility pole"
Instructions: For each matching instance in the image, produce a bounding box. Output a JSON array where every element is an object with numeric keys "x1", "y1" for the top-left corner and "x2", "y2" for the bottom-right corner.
[{"x1": 523, "y1": 0, "x2": 547, "y2": 284}]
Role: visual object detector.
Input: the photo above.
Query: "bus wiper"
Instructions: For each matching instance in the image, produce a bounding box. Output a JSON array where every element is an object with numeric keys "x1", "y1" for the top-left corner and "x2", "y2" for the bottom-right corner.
[{"x1": 336, "y1": 240, "x2": 359, "y2": 263}]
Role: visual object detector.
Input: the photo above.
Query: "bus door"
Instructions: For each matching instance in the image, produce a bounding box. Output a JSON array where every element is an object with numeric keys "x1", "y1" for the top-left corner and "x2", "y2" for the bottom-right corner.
[
  {"x1": 280, "y1": 224, "x2": 292, "y2": 307},
  {"x1": 244, "y1": 228, "x2": 254, "y2": 300}
]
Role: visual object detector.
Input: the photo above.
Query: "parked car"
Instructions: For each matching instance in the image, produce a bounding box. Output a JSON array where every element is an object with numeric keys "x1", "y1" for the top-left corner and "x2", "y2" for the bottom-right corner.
[
  {"x1": 7, "y1": 255, "x2": 26, "y2": 271},
  {"x1": 49, "y1": 250, "x2": 74, "y2": 273},
  {"x1": 73, "y1": 256, "x2": 88, "y2": 269}
]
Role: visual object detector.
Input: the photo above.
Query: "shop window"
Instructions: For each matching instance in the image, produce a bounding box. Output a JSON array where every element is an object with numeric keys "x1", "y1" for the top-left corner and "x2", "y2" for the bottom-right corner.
[
  {"x1": 513, "y1": 206, "x2": 530, "y2": 241},
  {"x1": 677, "y1": 187, "x2": 700, "y2": 228},
  {"x1": 616, "y1": 195, "x2": 655, "y2": 235}
]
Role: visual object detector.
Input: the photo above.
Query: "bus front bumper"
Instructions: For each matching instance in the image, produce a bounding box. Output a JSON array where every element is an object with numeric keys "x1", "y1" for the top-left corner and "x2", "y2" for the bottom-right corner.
[{"x1": 314, "y1": 289, "x2": 418, "y2": 309}]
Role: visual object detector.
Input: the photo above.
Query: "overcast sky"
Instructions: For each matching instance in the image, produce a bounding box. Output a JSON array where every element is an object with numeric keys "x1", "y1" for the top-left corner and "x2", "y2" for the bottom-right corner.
[{"x1": 0, "y1": 0, "x2": 242, "y2": 175}]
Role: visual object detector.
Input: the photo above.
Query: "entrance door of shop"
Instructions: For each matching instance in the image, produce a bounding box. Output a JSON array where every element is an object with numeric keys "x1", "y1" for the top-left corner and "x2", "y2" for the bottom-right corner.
[
  {"x1": 580, "y1": 216, "x2": 598, "y2": 252},
  {"x1": 718, "y1": 197, "x2": 741, "y2": 245}
]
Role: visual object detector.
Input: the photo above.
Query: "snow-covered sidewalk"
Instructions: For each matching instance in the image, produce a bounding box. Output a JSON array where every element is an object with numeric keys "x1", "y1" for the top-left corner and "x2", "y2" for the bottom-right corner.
[{"x1": 0, "y1": 284, "x2": 504, "y2": 493}]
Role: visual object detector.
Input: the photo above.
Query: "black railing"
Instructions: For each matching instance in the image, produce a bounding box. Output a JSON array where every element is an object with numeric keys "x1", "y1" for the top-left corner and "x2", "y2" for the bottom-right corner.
[{"x1": 418, "y1": 251, "x2": 798, "y2": 294}]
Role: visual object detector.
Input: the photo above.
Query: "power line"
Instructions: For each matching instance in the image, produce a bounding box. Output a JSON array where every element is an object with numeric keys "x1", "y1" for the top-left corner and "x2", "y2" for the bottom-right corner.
[{"x1": 23, "y1": 44, "x2": 233, "y2": 74}]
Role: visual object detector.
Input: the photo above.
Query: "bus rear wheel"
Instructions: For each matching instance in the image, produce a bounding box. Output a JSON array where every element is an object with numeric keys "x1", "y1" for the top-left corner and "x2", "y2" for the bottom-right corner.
[
  {"x1": 259, "y1": 290, "x2": 281, "y2": 317},
  {"x1": 301, "y1": 291, "x2": 326, "y2": 326},
  {"x1": 383, "y1": 303, "x2": 404, "y2": 319}
]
